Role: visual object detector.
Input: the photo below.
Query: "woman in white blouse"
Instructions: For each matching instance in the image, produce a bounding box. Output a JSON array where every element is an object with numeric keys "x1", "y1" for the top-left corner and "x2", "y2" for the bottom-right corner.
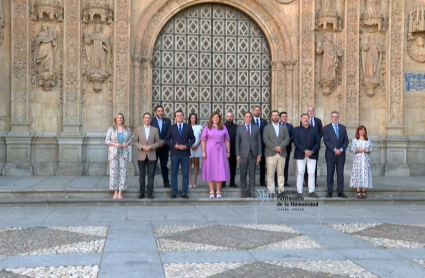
[
  {"x1": 349, "y1": 125, "x2": 373, "y2": 198},
  {"x1": 188, "y1": 113, "x2": 202, "y2": 188}
]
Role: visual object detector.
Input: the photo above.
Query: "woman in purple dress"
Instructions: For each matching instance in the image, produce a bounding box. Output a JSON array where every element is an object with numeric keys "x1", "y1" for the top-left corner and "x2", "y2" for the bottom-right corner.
[{"x1": 201, "y1": 112, "x2": 231, "y2": 199}]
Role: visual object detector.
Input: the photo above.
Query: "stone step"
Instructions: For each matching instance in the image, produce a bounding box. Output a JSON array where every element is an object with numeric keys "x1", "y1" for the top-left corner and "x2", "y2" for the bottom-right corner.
[{"x1": 0, "y1": 196, "x2": 424, "y2": 207}]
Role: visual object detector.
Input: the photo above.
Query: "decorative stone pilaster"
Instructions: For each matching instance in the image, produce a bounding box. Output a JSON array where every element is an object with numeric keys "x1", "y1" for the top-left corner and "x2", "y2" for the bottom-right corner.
[
  {"x1": 2, "y1": 136, "x2": 33, "y2": 176},
  {"x1": 300, "y1": 0, "x2": 315, "y2": 112},
  {"x1": 387, "y1": 0, "x2": 405, "y2": 135},
  {"x1": 33, "y1": 136, "x2": 58, "y2": 176},
  {"x1": 284, "y1": 60, "x2": 297, "y2": 121},
  {"x1": 345, "y1": 0, "x2": 360, "y2": 133},
  {"x1": 132, "y1": 55, "x2": 142, "y2": 127},
  {"x1": 140, "y1": 57, "x2": 153, "y2": 123},
  {"x1": 271, "y1": 61, "x2": 285, "y2": 111},
  {"x1": 62, "y1": 0, "x2": 81, "y2": 134},
  {"x1": 385, "y1": 137, "x2": 410, "y2": 177}
]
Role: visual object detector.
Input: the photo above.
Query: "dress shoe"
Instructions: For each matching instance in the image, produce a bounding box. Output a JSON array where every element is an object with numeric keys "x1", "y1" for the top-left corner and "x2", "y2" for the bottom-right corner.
[
  {"x1": 248, "y1": 192, "x2": 252, "y2": 198},
  {"x1": 284, "y1": 183, "x2": 290, "y2": 187},
  {"x1": 229, "y1": 183, "x2": 238, "y2": 188},
  {"x1": 138, "y1": 194, "x2": 145, "y2": 199},
  {"x1": 164, "y1": 183, "x2": 171, "y2": 188},
  {"x1": 338, "y1": 193, "x2": 348, "y2": 198},
  {"x1": 181, "y1": 194, "x2": 189, "y2": 199},
  {"x1": 326, "y1": 192, "x2": 333, "y2": 198},
  {"x1": 296, "y1": 193, "x2": 303, "y2": 199},
  {"x1": 308, "y1": 192, "x2": 319, "y2": 198},
  {"x1": 170, "y1": 194, "x2": 177, "y2": 199},
  {"x1": 148, "y1": 194, "x2": 154, "y2": 199},
  {"x1": 241, "y1": 192, "x2": 247, "y2": 198}
]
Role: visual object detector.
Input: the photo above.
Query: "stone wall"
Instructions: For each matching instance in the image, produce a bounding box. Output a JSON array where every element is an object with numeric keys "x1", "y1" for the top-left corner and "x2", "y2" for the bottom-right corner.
[{"x1": 0, "y1": 0, "x2": 424, "y2": 177}]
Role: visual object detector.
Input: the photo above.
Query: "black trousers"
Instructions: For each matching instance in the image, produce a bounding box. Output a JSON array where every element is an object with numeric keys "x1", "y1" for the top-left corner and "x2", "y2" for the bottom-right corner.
[
  {"x1": 304, "y1": 150, "x2": 319, "y2": 185},
  {"x1": 228, "y1": 155, "x2": 237, "y2": 183},
  {"x1": 155, "y1": 147, "x2": 169, "y2": 185},
  {"x1": 138, "y1": 158, "x2": 156, "y2": 195},
  {"x1": 259, "y1": 154, "x2": 266, "y2": 183},
  {"x1": 326, "y1": 155, "x2": 346, "y2": 194}
]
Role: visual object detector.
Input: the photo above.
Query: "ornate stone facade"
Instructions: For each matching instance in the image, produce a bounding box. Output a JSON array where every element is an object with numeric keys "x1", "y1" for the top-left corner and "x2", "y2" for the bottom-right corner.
[{"x1": 0, "y1": 0, "x2": 424, "y2": 177}]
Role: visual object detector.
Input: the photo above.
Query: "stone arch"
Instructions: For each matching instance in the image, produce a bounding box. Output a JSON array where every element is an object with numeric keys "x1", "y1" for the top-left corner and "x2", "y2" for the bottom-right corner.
[{"x1": 131, "y1": 0, "x2": 298, "y2": 126}]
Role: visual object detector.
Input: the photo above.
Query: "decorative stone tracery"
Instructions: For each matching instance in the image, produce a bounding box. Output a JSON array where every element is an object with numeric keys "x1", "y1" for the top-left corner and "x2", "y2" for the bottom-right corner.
[{"x1": 30, "y1": 0, "x2": 64, "y2": 22}]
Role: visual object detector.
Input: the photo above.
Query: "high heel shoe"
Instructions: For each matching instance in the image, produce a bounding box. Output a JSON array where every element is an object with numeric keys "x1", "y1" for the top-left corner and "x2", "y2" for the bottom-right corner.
[{"x1": 209, "y1": 191, "x2": 215, "y2": 199}]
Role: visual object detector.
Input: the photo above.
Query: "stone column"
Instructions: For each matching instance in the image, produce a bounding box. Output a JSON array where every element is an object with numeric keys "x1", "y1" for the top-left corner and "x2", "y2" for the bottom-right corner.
[
  {"x1": 4, "y1": 0, "x2": 33, "y2": 176},
  {"x1": 299, "y1": 0, "x2": 315, "y2": 112},
  {"x1": 140, "y1": 57, "x2": 153, "y2": 122},
  {"x1": 284, "y1": 60, "x2": 297, "y2": 123},
  {"x1": 385, "y1": 0, "x2": 409, "y2": 176},
  {"x1": 271, "y1": 61, "x2": 285, "y2": 111},
  {"x1": 132, "y1": 56, "x2": 142, "y2": 128},
  {"x1": 56, "y1": 0, "x2": 84, "y2": 175},
  {"x1": 345, "y1": 0, "x2": 360, "y2": 135}
]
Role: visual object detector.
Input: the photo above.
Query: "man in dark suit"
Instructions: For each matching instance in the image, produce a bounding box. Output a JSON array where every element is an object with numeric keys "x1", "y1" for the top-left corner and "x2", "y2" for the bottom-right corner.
[
  {"x1": 164, "y1": 110, "x2": 195, "y2": 199},
  {"x1": 236, "y1": 112, "x2": 262, "y2": 198},
  {"x1": 280, "y1": 112, "x2": 294, "y2": 187},
  {"x1": 293, "y1": 113, "x2": 321, "y2": 199},
  {"x1": 151, "y1": 105, "x2": 172, "y2": 188},
  {"x1": 223, "y1": 112, "x2": 238, "y2": 188},
  {"x1": 303, "y1": 106, "x2": 323, "y2": 187},
  {"x1": 252, "y1": 105, "x2": 268, "y2": 187},
  {"x1": 323, "y1": 111, "x2": 349, "y2": 198}
]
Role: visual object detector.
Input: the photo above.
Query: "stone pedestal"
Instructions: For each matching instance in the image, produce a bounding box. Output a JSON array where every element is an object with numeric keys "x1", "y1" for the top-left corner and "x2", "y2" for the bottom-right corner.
[
  {"x1": 384, "y1": 136, "x2": 410, "y2": 177},
  {"x1": 34, "y1": 137, "x2": 58, "y2": 176},
  {"x1": 2, "y1": 136, "x2": 33, "y2": 176},
  {"x1": 56, "y1": 136, "x2": 85, "y2": 176}
]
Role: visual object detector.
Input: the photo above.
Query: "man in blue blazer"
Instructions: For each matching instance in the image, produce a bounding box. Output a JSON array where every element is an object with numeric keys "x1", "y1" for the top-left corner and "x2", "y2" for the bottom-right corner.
[
  {"x1": 293, "y1": 113, "x2": 321, "y2": 198},
  {"x1": 252, "y1": 105, "x2": 268, "y2": 186},
  {"x1": 151, "y1": 105, "x2": 172, "y2": 188},
  {"x1": 323, "y1": 111, "x2": 349, "y2": 198},
  {"x1": 280, "y1": 112, "x2": 294, "y2": 187},
  {"x1": 164, "y1": 110, "x2": 195, "y2": 199}
]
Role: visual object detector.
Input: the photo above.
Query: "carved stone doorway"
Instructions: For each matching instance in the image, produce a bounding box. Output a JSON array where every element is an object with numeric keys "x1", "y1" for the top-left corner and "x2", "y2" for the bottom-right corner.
[{"x1": 151, "y1": 3, "x2": 272, "y2": 125}]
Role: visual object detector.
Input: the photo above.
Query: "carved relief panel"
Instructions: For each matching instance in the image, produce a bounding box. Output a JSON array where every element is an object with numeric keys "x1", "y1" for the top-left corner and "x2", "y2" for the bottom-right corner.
[
  {"x1": 407, "y1": 0, "x2": 425, "y2": 63},
  {"x1": 0, "y1": 0, "x2": 4, "y2": 46}
]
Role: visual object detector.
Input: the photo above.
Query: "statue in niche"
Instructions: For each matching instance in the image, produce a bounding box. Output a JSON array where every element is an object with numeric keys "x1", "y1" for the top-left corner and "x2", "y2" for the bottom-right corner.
[
  {"x1": 84, "y1": 24, "x2": 111, "y2": 92},
  {"x1": 415, "y1": 37, "x2": 425, "y2": 58},
  {"x1": 316, "y1": 33, "x2": 342, "y2": 95},
  {"x1": 34, "y1": 23, "x2": 58, "y2": 90},
  {"x1": 362, "y1": 35, "x2": 381, "y2": 96}
]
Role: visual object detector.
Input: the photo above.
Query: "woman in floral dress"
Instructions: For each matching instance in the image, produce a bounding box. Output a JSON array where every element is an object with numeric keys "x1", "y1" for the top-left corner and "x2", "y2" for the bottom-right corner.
[{"x1": 349, "y1": 125, "x2": 373, "y2": 198}]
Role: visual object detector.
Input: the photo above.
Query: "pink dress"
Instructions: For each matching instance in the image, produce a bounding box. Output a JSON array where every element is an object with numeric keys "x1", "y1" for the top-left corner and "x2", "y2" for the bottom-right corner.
[{"x1": 201, "y1": 126, "x2": 231, "y2": 182}]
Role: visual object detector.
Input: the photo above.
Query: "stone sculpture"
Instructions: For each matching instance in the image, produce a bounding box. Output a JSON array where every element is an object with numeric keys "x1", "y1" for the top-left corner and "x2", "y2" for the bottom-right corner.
[
  {"x1": 316, "y1": 33, "x2": 342, "y2": 95},
  {"x1": 34, "y1": 23, "x2": 58, "y2": 90},
  {"x1": 362, "y1": 35, "x2": 381, "y2": 96}
]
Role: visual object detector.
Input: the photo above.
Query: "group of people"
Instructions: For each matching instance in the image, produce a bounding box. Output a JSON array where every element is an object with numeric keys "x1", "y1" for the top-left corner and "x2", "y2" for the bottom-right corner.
[{"x1": 105, "y1": 106, "x2": 373, "y2": 200}]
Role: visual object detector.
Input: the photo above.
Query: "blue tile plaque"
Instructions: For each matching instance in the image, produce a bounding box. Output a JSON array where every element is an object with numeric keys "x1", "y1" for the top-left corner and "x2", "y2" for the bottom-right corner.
[{"x1": 404, "y1": 73, "x2": 425, "y2": 92}]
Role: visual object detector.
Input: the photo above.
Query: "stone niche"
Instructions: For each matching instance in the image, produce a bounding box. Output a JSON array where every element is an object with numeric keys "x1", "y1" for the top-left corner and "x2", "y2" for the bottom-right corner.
[{"x1": 407, "y1": 0, "x2": 425, "y2": 63}]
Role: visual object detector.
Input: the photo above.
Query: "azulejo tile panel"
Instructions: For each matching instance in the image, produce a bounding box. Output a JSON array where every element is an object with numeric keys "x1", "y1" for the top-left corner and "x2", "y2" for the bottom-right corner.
[
  {"x1": 329, "y1": 223, "x2": 425, "y2": 248},
  {"x1": 153, "y1": 224, "x2": 323, "y2": 252},
  {"x1": 152, "y1": 4, "x2": 271, "y2": 124}
]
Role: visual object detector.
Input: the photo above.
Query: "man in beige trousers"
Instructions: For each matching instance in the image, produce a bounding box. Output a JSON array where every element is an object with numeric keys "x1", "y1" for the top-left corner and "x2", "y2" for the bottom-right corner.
[{"x1": 263, "y1": 110, "x2": 290, "y2": 195}]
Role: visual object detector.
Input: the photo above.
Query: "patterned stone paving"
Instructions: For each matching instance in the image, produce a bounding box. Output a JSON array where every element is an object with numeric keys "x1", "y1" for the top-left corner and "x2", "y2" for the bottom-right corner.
[
  {"x1": 0, "y1": 226, "x2": 107, "y2": 256},
  {"x1": 163, "y1": 260, "x2": 378, "y2": 278},
  {"x1": 0, "y1": 265, "x2": 99, "y2": 278},
  {"x1": 329, "y1": 223, "x2": 425, "y2": 248},
  {"x1": 154, "y1": 224, "x2": 323, "y2": 251}
]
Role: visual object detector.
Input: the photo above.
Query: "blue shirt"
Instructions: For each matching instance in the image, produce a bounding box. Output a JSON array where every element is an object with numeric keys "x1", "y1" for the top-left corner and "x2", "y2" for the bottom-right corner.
[
  {"x1": 117, "y1": 132, "x2": 124, "y2": 154},
  {"x1": 157, "y1": 117, "x2": 163, "y2": 133}
]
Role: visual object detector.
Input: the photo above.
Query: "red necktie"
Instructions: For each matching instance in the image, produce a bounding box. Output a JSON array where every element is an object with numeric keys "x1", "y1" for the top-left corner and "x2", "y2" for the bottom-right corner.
[
  {"x1": 247, "y1": 125, "x2": 251, "y2": 137},
  {"x1": 310, "y1": 118, "x2": 313, "y2": 126}
]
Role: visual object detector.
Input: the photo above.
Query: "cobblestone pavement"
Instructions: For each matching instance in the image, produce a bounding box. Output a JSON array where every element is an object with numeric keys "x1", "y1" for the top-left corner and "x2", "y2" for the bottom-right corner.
[{"x1": 1, "y1": 205, "x2": 425, "y2": 278}]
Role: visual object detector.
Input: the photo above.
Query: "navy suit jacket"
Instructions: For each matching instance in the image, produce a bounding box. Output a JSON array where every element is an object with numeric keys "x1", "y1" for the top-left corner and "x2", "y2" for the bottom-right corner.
[
  {"x1": 322, "y1": 123, "x2": 349, "y2": 159},
  {"x1": 164, "y1": 123, "x2": 195, "y2": 157},
  {"x1": 293, "y1": 125, "x2": 321, "y2": 160},
  {"x1": 300, "y1": 117, "x2": 323, "y2": 139},
  {"x1": 252, "y1": 117, "x2": 268, "y2": 151},
  {"x1": 151, "y1": 116, "x2": 171, "y2": 150},
  {"x1": 280, "y1": 122, "x2": 294, "y2": 150}
]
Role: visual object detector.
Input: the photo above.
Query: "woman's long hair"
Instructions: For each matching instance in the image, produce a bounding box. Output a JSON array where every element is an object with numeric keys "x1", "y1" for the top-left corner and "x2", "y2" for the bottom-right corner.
[
  {"x1": 188, "y1": 113, "x2": 198, "y2": 125},
  {"x1": 355, "y1": 125, "x2": 368, "y2": 140},
  {"x1": 112, "y1": 113, "x2": 128, "y2": 131},
  {"x1": 207, "y1": 112, "x2": 223, "y2": 130}
]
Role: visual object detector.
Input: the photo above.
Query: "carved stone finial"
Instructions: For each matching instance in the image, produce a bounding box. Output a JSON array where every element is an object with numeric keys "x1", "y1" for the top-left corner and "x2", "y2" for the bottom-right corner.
[
  {"x1": 82, "y1": 0, "x2": 114, "y2": 24},
  {"x1": 361, "y1": 0, "x2": 384, "y2": 30},
  {"x1": 30, "y1": 0, "x2": 63, "y2": 22}
]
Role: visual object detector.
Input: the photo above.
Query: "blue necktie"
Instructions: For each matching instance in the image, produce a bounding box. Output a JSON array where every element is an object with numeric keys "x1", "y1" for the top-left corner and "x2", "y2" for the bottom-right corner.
[
  {"x1": 178, "y1": 124, "x2": 182, "y2": 136},
  {"x1": 255, "y1": 119, "x2": 259, "y2": 128},
  {"x1": 334, "y1": 124, "x2": 339, "y2": 139}
]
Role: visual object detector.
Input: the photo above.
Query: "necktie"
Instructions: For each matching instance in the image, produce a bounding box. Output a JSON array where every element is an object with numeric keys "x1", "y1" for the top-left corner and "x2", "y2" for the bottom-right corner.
[
  {"x1": 247, "y1": 125, "x2": 251, "y2": 137},
  {"x1": 334, "y1": 124, "x2": 339, "y2": 139},
  {"x1": 178, "y1": 124, "x2": 182, "y2": 136},
  {"x1": 255, "y1": 119, "x2": 259, "y2": 128},
  {"x1": 310, "y1": 118, "x2": 313, "y2": 126}
]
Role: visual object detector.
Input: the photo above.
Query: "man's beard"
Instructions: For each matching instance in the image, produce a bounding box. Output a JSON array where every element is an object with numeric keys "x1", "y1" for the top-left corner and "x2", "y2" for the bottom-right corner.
[{"x1": 225, "y1": 120, "x2": 233, "y2": 125}]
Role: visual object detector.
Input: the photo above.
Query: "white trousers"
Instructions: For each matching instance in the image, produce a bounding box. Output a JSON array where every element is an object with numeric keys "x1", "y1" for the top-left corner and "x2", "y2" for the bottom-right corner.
[
  {"x1": 266, "y1": 153, "x2": 286, "y2": 192},
  {"x1": 296, "y1": 157, "x2": 316, "y2": 194}
]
